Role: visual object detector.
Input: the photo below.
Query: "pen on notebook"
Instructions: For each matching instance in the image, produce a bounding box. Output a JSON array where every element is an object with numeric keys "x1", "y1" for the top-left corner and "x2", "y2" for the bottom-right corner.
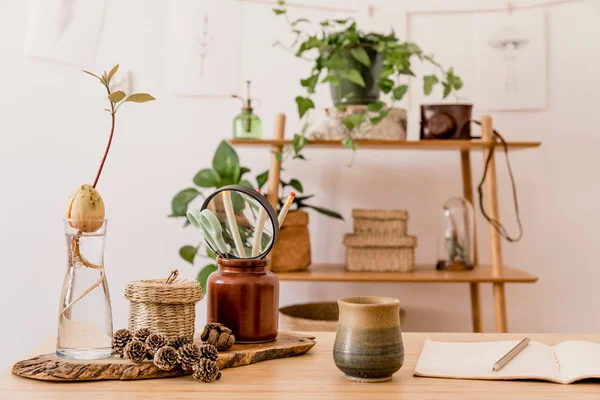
[
  {"x1": 492, "y1": 337, "x2": 530, "y2": 372},
  {"x1": 278, "y1": 192, "x2": 296, "y2": 227}
]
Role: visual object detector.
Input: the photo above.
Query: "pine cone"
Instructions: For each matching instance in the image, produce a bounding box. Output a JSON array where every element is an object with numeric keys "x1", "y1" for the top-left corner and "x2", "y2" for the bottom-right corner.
[
  {"x1": 125, "y1": 340, "x2": 147, "y2": 363},
  {"x1": 201, "y1": 323, "x2": 235, "y2": 351},
  {"x1": 199, "y1": 344, "x2": 218, "y2": 361},
  {"x1": 192, "y1": 358, "x2": 222, "y2": 382},
  {"x1": 145, "y1": 333, "x2": 168, "y2": 357},
  {"x1": 134, "y1": 327, "x2": 152, "y2": 343},
  {"x1": 154, "y1": 346, "x2": 179, "y2": 371},
  {"x1": 112, "y1": 329, "x2": 133, "y2": 358},
  {"x1": 168, "y1": 336, "x2": 191, "y2": 350},
  {"x1": 177, "y1": 343, "x2": 201, "y2": 371}
]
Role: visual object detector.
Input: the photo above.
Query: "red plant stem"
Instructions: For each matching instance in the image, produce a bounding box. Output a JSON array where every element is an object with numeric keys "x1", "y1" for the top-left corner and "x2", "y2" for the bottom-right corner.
[{"x1": 92, "y1": 87, "x2": 116, "y2": 188}]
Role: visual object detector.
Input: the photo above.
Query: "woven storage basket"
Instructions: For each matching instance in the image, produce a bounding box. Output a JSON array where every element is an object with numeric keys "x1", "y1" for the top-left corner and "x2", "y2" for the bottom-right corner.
[
  {"x1": 125, "y1": 275, "x2": 203, "y2": 340},
  {"x1": 270, "y1": 210, "x2": 311, "y2": 272},
  {"x1": 344, "y1": 234, "x2": 417, "y2": 272},
  {"x1": 279, "y1": 302, "x2": 406, "y2": 332},
  {"x1": 352, "y1": 209, "x2": 408, "y2": 236}
]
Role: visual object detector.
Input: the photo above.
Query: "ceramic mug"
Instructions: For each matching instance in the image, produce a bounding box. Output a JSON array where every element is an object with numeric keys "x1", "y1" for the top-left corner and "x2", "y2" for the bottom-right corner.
[{"x1": 333, "y1": 296, "x2": 404, "y2": 383}]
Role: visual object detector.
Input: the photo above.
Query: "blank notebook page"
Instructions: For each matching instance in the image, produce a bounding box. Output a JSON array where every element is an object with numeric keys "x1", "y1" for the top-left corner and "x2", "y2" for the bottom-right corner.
[
  {"x1": 415, "y1": 339, "x2": 562, "y2": 382},
  {"x1": 554, "y1": 341, "x2": 600, "y2": 383}
]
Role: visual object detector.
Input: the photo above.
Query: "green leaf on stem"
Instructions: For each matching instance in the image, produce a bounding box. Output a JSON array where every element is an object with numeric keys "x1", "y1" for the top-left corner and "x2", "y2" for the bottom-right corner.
[
  {"x1": 273, "y1": 150, "x2": 283, "y2": 162},
  {"x1": 392, "y1": 85, "x2": 408, "y2": 100},
  {"x1": 367, "y1": 101, "x2": 386, "y2": 112},
  {"x1": 125, "y1": 93, "x2": 156, "y2": 103},
  {"x1": 295, "y1": 96, "x2": 315, "y2": 118},
  {"x1": 443, "y1": 83, "x2": 452, "y2": 99},
  {"x1": 273, "y1": 8, "x2": 286, "y2": 15},
  {"x1": 288, "y1": 179, "x2": 304, "y2": 193},
  {"x1": 296, "y1": 37, "x2": 322, "y2": 57},
  {"x1": 379, "y1": 66, "x2": 394, "y2": 78},
  {"x1": 293, "y1": 133, "x2": 308, "y2": 155},
  {"x1": 300, "y1": 74, "x2": 319, "y2": 94},
  {"x1": 212, "y1": 140, "x2": 240, "y2": 181},
  {"x1": 340, "y1": 69, "x2": 365, "y2": 87},
  {"x1": 378, "y1": 78, "x2": 394, "y2": 94},
  {"x1": 292, "y1": 18, "x2": 310, "y2": 26},
  {"x1": 171, "y1": 188, "x2": 200, "y2": 216},
  {"x1": 108, "y1": 90, "x2": 126, "y2": 103},
  {"x1": 206, "y1": 247, "x2": 217, "y2": 260},
  {"x1": 256, "y1": 170, "x2": 269, "y2": 189},
  {"x1": 107, "y1": 64, "x2": 119, "y2": 82},
  {"x1": 343, "y1": 113, "x2": 366, "y2": 130},
  {"x1": 322, "y1": 74, "x2": 339, "y2": 85},
  {"x1": 240, "y1": 166, "x2": 251, "y2": 176},
  {"x1": 81, "y1": 70, "x2": 103, "y2": 83},
  {"x1": 179, "y1": 245, "x2": 198, "y2": 264},
  {"x1": 239, "y1": 179, "x2": 254, "y2": 189},
  {"x1": 341, "y1": 136, "x2": 355, "y2": 149},
  {"x1": 446, "y1": 68, "x2": 463, "y2": 91},
  {"x1": 406, "y1": 42, "x2": 422, "y2": 54},
  {"x1": 423, "y1": 75, "x2": 439, "y2": 95},
  {"x1": 193, "y1": 168, "x2": 220, "y2": 187},
  {"x1": 370, "y1": 110, "x2": 388, "y2": 125},
  {"x1": 303, "y1": 204, "x2": 344, "y2": 220},
  {"x1": 197, "y1": 264, "x2": 218, "y2": 294},
  {"x1": 350, "y1": 47, "x2": 371, "y2": 67}
]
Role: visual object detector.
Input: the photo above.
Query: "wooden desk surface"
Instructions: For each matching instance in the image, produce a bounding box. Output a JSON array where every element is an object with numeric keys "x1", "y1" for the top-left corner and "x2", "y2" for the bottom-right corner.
[{"x1": 3, "y1": 332, "x2": 600, "y2": 399}]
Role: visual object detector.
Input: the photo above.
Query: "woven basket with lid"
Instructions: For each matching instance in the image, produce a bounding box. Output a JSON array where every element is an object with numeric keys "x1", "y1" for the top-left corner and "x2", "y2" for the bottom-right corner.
[
  {"x1": 352, "y1": 209, "x2": 408, "y2": 236},
  {"x1": 344, "y1": 234, "x2": 417, "y2": 272},
  {"x1": 125, "y1": 272, "x2": 203, "y2": 340}
]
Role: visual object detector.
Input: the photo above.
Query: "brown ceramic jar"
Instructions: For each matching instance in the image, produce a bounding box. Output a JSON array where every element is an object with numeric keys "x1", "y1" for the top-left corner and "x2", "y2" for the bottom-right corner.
[{"x1": 207, "y1": 258, "x2": 279, "y2": 343}]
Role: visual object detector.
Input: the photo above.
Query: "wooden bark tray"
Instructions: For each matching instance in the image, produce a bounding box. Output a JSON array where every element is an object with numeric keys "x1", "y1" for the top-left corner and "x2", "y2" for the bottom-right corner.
[{"x1": 12, "y1": 332, "x2": 315, "y2": 382}]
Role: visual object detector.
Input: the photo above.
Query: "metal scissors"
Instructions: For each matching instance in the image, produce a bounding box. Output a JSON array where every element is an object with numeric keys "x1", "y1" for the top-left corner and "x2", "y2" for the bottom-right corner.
[{"x1": 187, "y1": 208, "x2": 229, "y2": 256}]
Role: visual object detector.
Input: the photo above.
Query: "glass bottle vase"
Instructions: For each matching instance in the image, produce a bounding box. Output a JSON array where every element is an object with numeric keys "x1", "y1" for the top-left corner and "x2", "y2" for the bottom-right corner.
[
  {"x1": 56, "y1": 219, "x2": 113, "y2": 359},
  {"x1": 436, "y1": 197, "x2": 475, "y2": 271}
]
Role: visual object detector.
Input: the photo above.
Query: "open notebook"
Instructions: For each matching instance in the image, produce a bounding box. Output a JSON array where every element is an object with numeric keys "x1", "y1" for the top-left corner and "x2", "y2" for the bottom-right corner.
[{"x1": 414, "y1": 339, "x2": 600, "y2": 384}]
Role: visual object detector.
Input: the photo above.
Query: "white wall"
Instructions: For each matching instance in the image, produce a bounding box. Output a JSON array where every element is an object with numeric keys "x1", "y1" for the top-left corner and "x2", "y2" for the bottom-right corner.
[{"x1": 1, "y1": 0, "x2": 599, "y2": 369}]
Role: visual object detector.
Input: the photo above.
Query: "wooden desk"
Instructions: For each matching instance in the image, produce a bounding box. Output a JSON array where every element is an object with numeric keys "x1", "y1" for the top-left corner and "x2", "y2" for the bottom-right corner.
[{"x1": 3, "y1": 332, "x2": 599, "y2": 399}]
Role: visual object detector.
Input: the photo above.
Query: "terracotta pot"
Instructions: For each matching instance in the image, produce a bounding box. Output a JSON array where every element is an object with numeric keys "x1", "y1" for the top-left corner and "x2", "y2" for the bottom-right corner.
[
  {"x1": 207, "y1": 258, "x2": 279, "y2": 343},
  {"x1": 269, "y1": 210, "x2": 311, "y2": 272},
  {"x1": 333, "y1": 296, "x2": 404, "y2": 383}
]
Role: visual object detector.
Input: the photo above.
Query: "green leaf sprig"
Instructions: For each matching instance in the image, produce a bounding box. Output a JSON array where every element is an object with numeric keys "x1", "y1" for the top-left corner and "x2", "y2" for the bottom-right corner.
[{"x1": 82, "y1": 64, "x2": 155, "y2": 188}]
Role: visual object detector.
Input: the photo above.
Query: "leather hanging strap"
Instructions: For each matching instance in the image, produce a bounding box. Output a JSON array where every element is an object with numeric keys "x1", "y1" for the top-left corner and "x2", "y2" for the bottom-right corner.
[{"x1": 471, "y1": 120, "x2": 523, "y2": 243}]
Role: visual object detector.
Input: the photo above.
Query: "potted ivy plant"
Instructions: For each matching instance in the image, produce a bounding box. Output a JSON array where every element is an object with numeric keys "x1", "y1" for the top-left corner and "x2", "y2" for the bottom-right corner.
[
  {"x1": 273, "y1": 0, "x2": 463, "y2": 148},
  {"x1": 170, "y1": 140, "x2": 342, "y2": 290}
]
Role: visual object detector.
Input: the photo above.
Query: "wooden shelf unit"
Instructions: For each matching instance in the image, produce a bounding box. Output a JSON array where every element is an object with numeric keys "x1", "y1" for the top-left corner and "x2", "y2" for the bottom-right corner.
[
  {"x1": 229, "y1": 138, "x2": 541, "y2": 151},
  {"x1": 229, "y1": 114, "x2": 541, "y2": 333}
]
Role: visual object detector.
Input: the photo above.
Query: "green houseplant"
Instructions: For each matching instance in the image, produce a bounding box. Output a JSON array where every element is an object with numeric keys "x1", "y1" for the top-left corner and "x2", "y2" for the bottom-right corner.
[
  {"x1": 170, "y1": 140, "x2": 342, "y2": 291},
  {"x1": 273, "y1": 0, "x2": 463, "y2": 149}
]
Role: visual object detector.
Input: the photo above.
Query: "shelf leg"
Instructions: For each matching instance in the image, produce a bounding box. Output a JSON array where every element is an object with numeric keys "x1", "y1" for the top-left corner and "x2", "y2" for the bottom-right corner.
[
  {"x1": 267, "y1": 114, "x2": 286, "y2": 210},
  {"x1": 469, "y1": 283, "x2": 482, "y2": 332},
  {"x1": 481, "y1": 116, "x2": 508, "y2": 333},
  {"x1": 460, "y1": 150, "x2": 482, "y2": 333}
]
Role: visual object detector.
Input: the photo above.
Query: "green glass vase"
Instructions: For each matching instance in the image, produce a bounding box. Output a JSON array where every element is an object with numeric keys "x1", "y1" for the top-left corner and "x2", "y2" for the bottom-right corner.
[{"x1": 233, "y1": 109, "x2": 262, "y2": 139}]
